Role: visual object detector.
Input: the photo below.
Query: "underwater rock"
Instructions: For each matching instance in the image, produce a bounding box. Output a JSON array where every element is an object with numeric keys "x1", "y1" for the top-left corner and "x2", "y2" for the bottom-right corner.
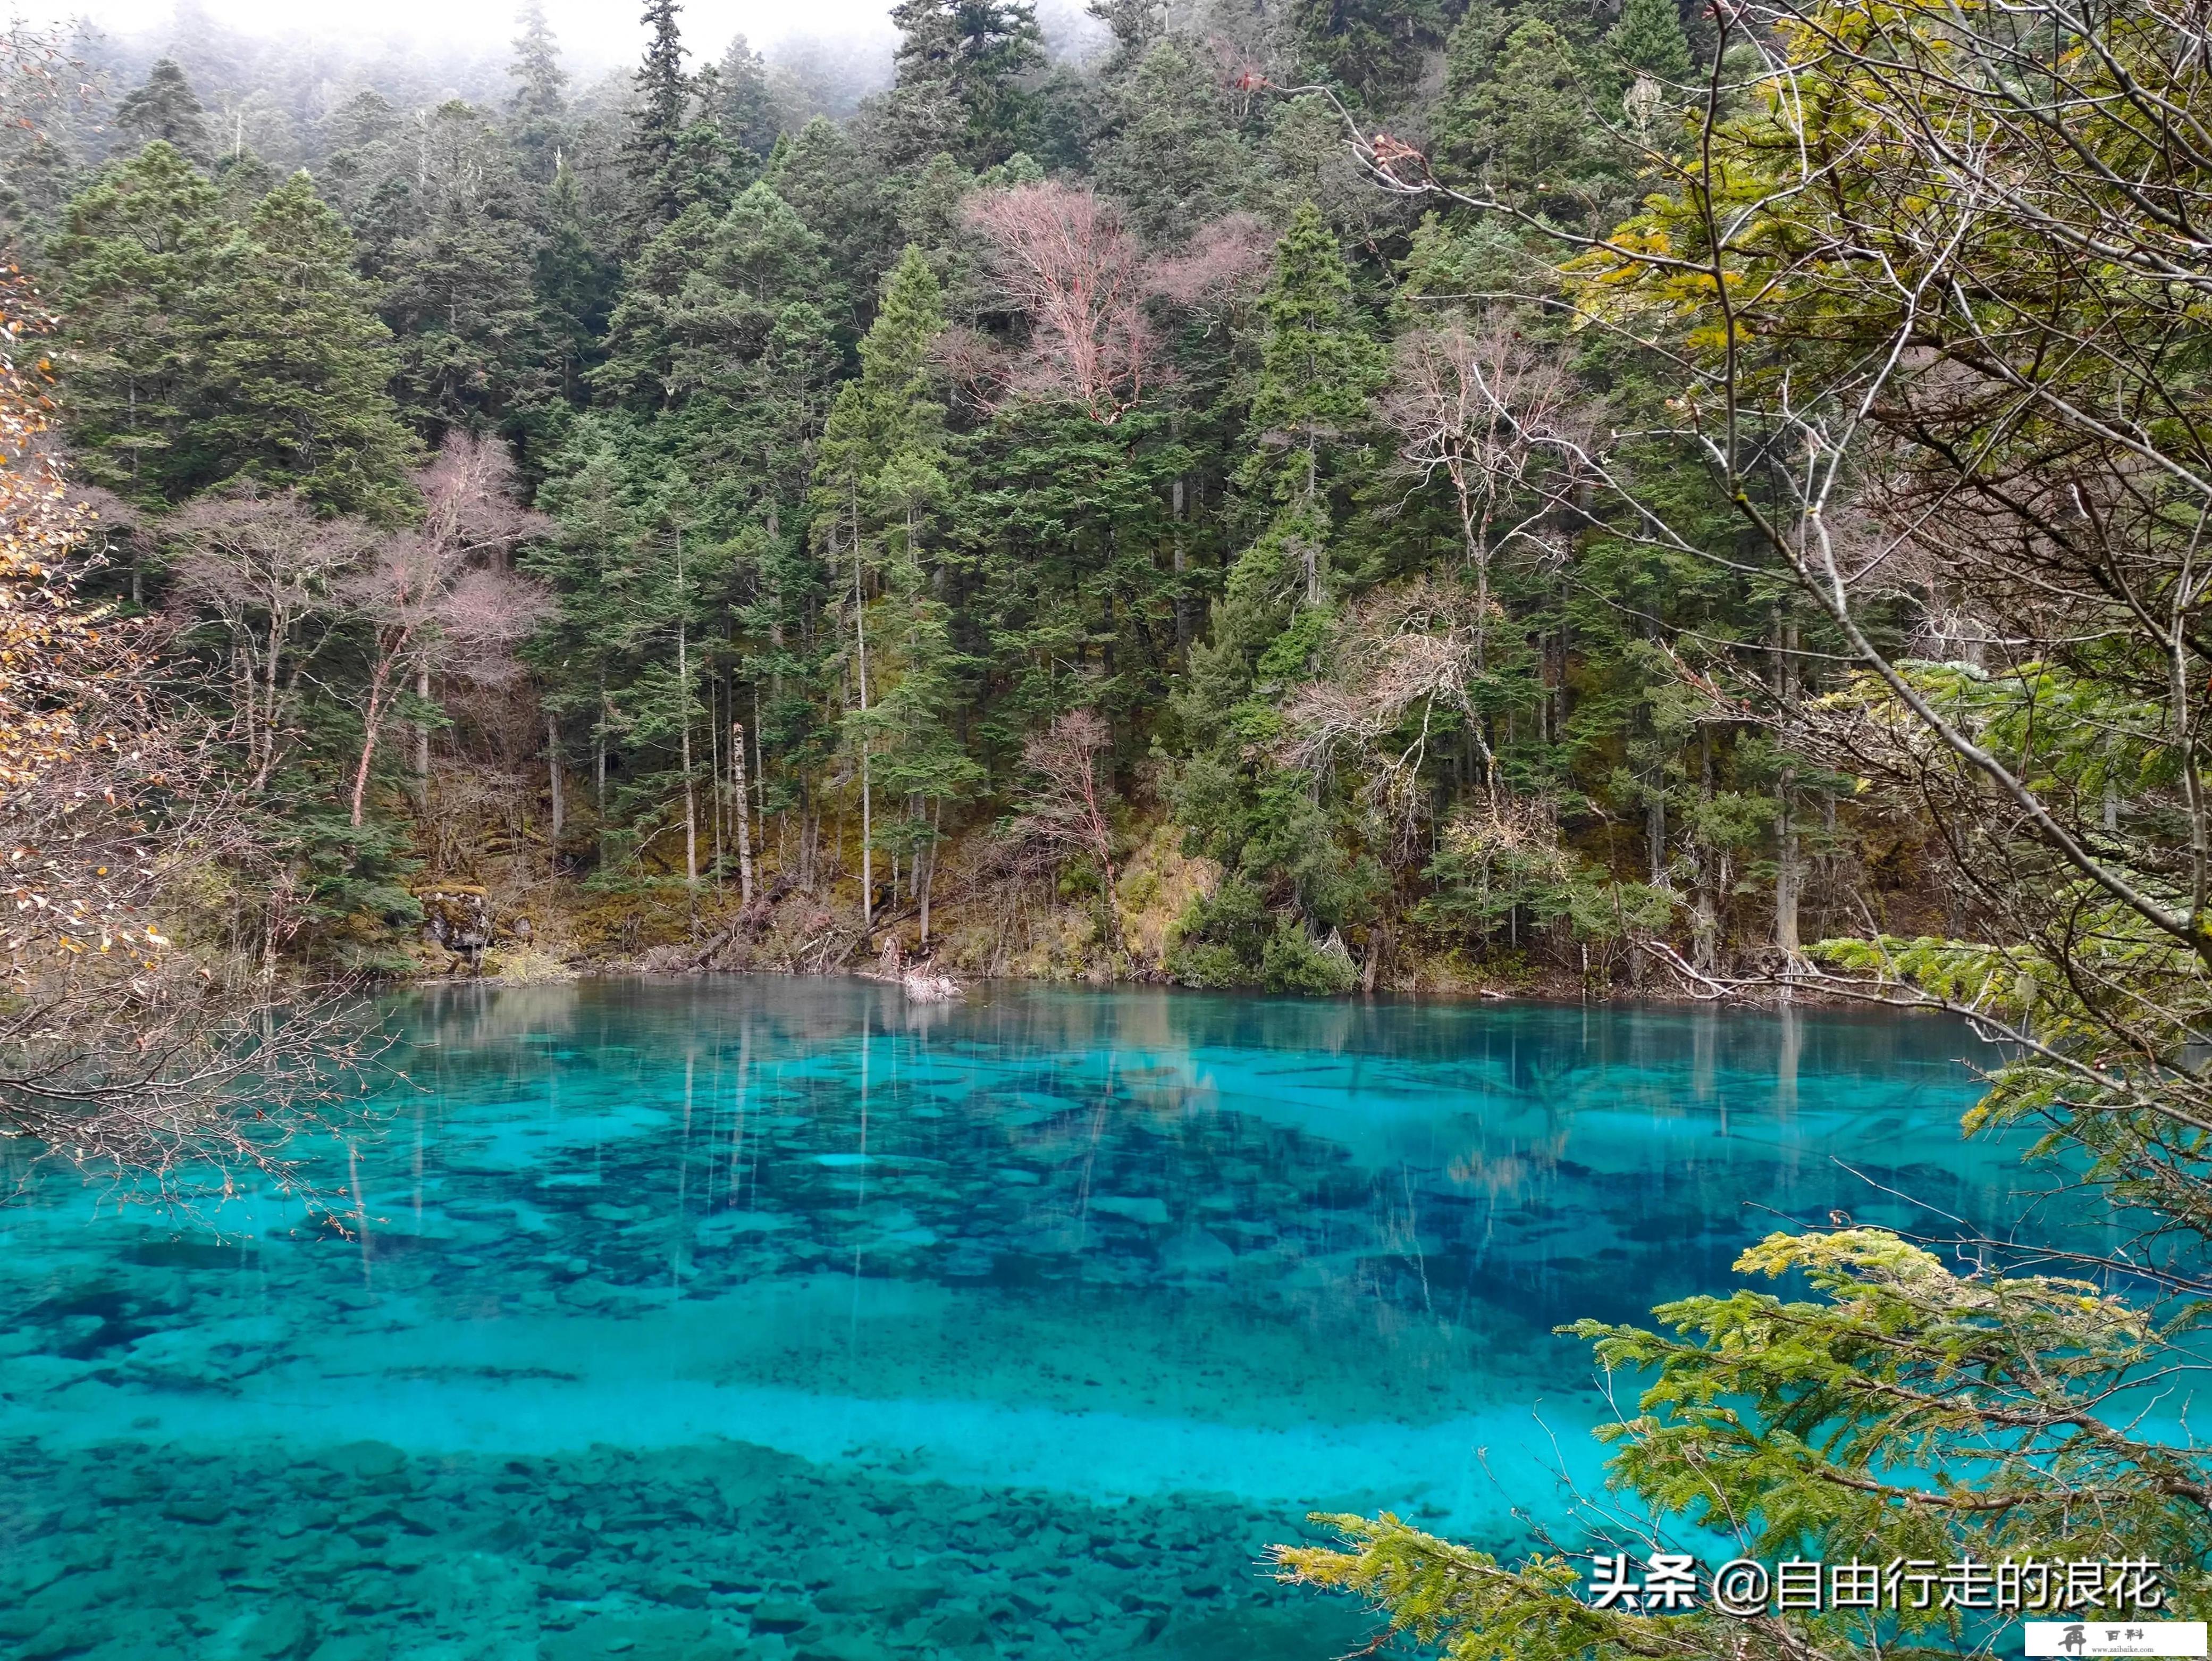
[
  {"x1": 750, "y1": 1598, "x2": 813, "y2": 1633},
  {"x1": 538, "y1": 1610, "x2": 729, "y2": 1661},
  {"x1": 1086, "y1": 1197, "x2": 1170, "y2": 1226},
  {"x1": 791, "y1": 1632, "x2": 902, "y2": 1661},
  {"x1": 305, "y1": 1635, "x2": 391, "y2": 1661},
  {"x1": 317, "y1": 1442, "x2": 408, "y2": 1483},
  {"x1": 812, "y1": 1572, "x2": 945, "y2": 1623}
]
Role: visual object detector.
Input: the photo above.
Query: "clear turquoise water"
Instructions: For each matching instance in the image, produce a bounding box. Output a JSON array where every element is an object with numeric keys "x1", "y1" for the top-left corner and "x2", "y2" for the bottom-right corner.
[{"x1": 0, "y1": 978, "x2": 2018, "y2": 1661}]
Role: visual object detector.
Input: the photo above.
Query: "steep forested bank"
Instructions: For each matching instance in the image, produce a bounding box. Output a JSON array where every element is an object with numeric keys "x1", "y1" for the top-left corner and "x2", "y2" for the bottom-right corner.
[{"x1": 3, "y1": 0, "x2": 1919, "y2": 996}]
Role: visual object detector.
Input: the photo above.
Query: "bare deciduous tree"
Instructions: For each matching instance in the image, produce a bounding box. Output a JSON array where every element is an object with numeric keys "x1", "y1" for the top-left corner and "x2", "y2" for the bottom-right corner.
[
  {"x1": 965, "y1": 182, "x2": 1160, "y2": 424},
  {"x1": 341, "y1": 433, "x2": 551, "y2": 825},
  {"x1": 166, "y1": 487, "x2": 374, "y2": 791},
  {"x1": 998, "y1": 709, "x2": 1123, "y2": 952}
]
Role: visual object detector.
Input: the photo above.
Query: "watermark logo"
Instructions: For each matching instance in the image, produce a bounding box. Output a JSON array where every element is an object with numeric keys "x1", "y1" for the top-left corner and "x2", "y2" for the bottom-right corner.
[
  {"x1": 2023, "y1": 1622, "x2": 2206, "y2": 1657},
  {"x1": 1581, "y1": 1554, "x2": 2168, "y2": 1619}
]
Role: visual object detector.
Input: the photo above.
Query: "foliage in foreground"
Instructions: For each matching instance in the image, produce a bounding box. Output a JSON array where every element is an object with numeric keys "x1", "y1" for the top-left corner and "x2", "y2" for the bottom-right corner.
[{"x1": 1268, "y1": 0, "x2": 2212, "y2": 1648}]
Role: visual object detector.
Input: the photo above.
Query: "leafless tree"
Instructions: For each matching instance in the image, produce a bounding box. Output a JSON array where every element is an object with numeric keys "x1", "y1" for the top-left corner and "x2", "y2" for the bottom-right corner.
[
  {"x1": 165, "y1": 487, "x2": 375, "y2": 791},
  {"x1": 965, "y1": 182, "x2": 1161, "y2": 423},
  {"x1": 1379, "y1": 323, "x2": 1587, "y2": 669},
  {"x1": 998, "y1": 709, "x2": 1124, "y2": 952},
  {"x1": 2, "y1": 270, "x2": 375, "y2": 1207},
  {"x1": 340, "y1": 433, "x2": 551, "y2": 825}
]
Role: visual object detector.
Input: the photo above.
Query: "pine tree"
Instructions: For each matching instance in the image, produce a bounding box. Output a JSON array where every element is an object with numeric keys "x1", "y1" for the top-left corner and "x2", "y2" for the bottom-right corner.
[
  {"x1": 113, "y1": 59, "x2": 214, "y2": 165},
  {"x1": 197, "y1": 175, "x2": 418, "y2": 519},
  {"x1": 46, "y1": 141, "x2": 227, "y2": 505},
  {"x1": 1608, "y1": 0, "x2": 1693, "y2": 82}
]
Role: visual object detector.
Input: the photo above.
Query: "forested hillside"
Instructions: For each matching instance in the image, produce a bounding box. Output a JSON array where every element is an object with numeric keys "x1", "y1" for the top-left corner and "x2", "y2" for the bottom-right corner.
[{"x1": 3, "y1": 0, "x2": 1882, "y2": 993}]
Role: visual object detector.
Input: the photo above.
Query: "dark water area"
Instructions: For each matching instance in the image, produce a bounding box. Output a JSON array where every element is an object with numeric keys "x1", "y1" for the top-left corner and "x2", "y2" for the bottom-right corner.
[{"x1": 0, "y1": 979, "x2": 2030, "y2": 1661}]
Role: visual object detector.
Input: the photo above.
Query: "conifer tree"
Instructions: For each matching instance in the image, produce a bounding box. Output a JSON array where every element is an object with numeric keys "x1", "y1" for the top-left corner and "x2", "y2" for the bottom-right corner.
[
  {"x1": 46, "y1": 141, "x2": 226, "y2": 505},
  {"x1": 113, "y1": 59, "x2": 213, "y2": 165},
  {"x1": 812, "y1": 246, "x2": 951, "y2": 929},
  {"x1": 198, "y1": 176, "x2": 418, "y2": 519},
  {"x1": 1240, "y1": 203, "x2": 1381, "y2": 599},
  {"x1": 1288, "y1": 0, "x2": 1446, "y2": 110},
  {"x1": 766, "y1": 117, "x2": 901, "y2": 325},
  {"x1": 887, "y1": 0, "x2": 1044, "y2": 167},
  {"x1": 379, "y1": 100, "x2": 549, "y2": 441},
  {"x1": 1607, "y1": 0, "x2": 1692, "y2": 82},
  {"x1": 507, "y1": 3, "x2": 571, "y2": 183},
  {"x1": 623, "y1": 0, "x2": 693, "y2": 231},
  {"x1": 535, "y1": 160, "x2": 616, "y2": 407},
  {"x1": 713, "y1": 34, "x2": 780, "y2": 162}
]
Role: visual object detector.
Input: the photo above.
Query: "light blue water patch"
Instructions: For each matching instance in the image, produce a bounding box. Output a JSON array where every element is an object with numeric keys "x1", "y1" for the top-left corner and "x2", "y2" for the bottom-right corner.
[{"x1": 0, "y1": 978, "x2": 2024, "y2": 1661}]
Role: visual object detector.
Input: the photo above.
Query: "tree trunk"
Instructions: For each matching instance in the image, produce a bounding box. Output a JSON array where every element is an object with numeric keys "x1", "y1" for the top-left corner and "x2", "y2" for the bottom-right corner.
[
  {"x1": 709, "y1": 680, "x2": 725, "y2": 886},
  {"x1": 414, "y1": 664, "x2": 431, "y2": 810},
  {"x1": 731, "y1": 721, "x2": 754, "y2": 907},
  {"x1": 595, "y1": 674, "x2": 609, "y2": 866},
  {"x1": 1693, "y1": 725, "x2": 1718, "y2": 974},
  {"x1": 855, "y1": 542, "x2": 872, "y2": 935},
  {"x1": 920, "y1": 795, "x2": 940, "y2": 947},
  {"x1": 679, "y1": 621, "x2": 697, "y2": 890},
  {"x1": 676, "y1": 535, "x2": 696, "y2": 891},
  {"x1": 350, "y1": 658, "x2": 394, "y2": 829},
  {"x1": 547, "y1": 708, "x2": 564, "y2": 852},
  {"x1": 1171, "y1": 475, "x2": 1189, "y2": 661},
  {"x1": 1775, "y1": 773, "x2": 1801, "y2": 960}
]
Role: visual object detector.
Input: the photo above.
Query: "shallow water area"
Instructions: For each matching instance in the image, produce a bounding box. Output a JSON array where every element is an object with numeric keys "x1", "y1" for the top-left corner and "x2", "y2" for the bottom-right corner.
[{"x1": 0, "y1": 978, "x2": 2017, "y2": 1661}]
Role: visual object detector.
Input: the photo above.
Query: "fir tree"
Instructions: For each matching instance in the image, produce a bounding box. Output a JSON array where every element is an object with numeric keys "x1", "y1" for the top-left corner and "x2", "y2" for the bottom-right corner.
[
  {"x1": 812, "y1": 246, "x2": 951, "y2": 928},
  {"x1": 1241, "y1": 205, "x2": 1381, "y2": 538},
  {"x1": 766, "y1": 118, "x2": 901, "y2": 326},
  {"x1": 46, "y1": 141, "x2": 227, "y2": 505},
  {"x1": 1608, "y1": 0, "x2": 1693, "y2": 82},
  {"x1": 886, "y1": 0, "x2": 1045, "y2": 167},
  {"x1": 1288, "y1": 0, "x2": 1446, "y2": 109},
  {"x1": 713, "y1": 34, "x2": 781, "y2": 162},
  {"x1": 536, "y1": 160, "x2": 617, "y2": 407},
  {"x1": 623, "y1": 0, "x2": 692, "y2": 231},
  {"x1": 113, "y1": 59, "x2": 214, "y2": 165},
  {"x1": 378, "y1": 100, "x2": 550, "y2": 441},
  {"x1": 197, "y1": 175, "x2": 418, "y2": 518},
  {"x1": 507, "y1": 2, "x2": 571, "y2": 183}
]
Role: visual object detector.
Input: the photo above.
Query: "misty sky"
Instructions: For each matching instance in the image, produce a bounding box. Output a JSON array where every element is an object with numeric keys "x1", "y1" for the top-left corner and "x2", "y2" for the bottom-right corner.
[{"x1": 71, "y1": 0, "x2": 901, "y2": 71}]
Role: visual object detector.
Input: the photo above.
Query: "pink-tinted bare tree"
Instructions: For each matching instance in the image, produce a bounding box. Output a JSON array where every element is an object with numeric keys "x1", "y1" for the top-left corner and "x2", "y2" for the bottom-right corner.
[
  {"x1": 999, "y1": 709, "x2": 1123, "y2": 951},
  {"x1": 1147, "y1": 212, "x2": 1275, "y2": 313},
  {"x1": 165, "y1": 487, "x2": 378, "y2": 792},
  {"x1": 964, "y1": 183, "x2": 1159, "y2": 424},
  {"x1": 341, "y1": 434, "x2": 552, "y2": 826}
]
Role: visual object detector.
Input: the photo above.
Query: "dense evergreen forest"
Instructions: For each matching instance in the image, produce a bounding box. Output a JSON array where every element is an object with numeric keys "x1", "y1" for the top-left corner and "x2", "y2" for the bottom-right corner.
[{"x1": 4, "y1": 0, "x2": 1864, "y2": 993}]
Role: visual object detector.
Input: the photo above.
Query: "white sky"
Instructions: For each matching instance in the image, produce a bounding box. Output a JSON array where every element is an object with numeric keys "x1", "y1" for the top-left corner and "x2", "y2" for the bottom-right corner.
[{"x1": 69, "y1": 0, "x2": 901, "y2": 73}]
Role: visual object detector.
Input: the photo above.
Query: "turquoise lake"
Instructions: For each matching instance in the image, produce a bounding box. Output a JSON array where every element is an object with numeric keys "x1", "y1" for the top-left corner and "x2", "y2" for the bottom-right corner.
[{"x1": 0, "y1": 978, "x2": 2025, "y2": 1661}]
